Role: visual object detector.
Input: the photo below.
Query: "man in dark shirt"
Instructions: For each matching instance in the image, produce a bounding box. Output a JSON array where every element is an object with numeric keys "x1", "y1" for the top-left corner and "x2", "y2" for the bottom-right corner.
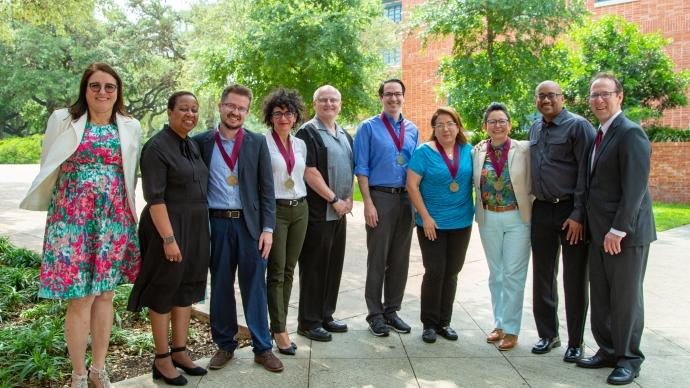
[{"x1": 529, "y1": 80, "x2": 595, "y2": 363}]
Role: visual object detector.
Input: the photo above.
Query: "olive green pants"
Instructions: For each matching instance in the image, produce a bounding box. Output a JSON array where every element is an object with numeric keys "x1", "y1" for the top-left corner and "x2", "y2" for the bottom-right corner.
[{"x1": 267, "y1": 201, "x2": 308, "y2": 332}]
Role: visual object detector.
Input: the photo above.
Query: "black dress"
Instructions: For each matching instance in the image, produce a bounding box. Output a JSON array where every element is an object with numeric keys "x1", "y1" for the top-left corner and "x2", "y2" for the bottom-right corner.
[{"x1": 127, "y1": 125, "x2": 210, "y2": 313}]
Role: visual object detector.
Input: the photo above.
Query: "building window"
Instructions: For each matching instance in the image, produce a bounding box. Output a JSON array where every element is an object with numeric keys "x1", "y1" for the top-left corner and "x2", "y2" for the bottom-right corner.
[
  {"x1": 594, "y1": 0, "x2": 638, "y2": 7},
  {"x1": 384, "y1": 1, "x2": 402, "y2": 23},
  {"x1": 382, "y1": 1, "x2": 402, "y2": 66}
]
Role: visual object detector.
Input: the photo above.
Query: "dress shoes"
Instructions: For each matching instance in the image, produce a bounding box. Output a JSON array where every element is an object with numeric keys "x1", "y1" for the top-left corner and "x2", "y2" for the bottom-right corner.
[
  {"x1": 384, "y1": 314, "x2": 411, "y2": 334},
  {"x1": 254, "y1": 351, "x2": 284, "y2": 373},
  {"x1": 297, "y1": 327, "x2": 332, "y2": 342},
  {"x1": 208, "y1": 349, "x2": 234, "y2": 370},
  {"x1": 323, "y1": 320, "x2": 348, "y2": 333},
  {"x1": 422, "y1": 328, "x2": 437, "y2": 343},
  {"x1": 436, "y1": 326, "x2": 458, "y2": 341},
  {"x1": 575, "y1": 354, "x2": 617, "y2": 369},
  {"x1": 607, "y1": 367, "x2": 638, "y2": 385},
  {"x1": 497, "y1": 334, "x2": 518, "y2": 351},
  {"x1": 531, "y1": 337, "x2": 561, "y2": 354},
  {"x1": 486, "y1": 329, "x2": 504, "y2": 343},
  {"x1": 563, "y1": 346, "x2": 584, "y2": 363}
]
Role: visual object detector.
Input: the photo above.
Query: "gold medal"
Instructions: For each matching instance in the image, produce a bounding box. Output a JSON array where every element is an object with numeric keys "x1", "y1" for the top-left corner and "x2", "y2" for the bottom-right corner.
[
  {"x1": 226, "y1": 175, "x2": 238, "y2": 186},
  {"x1": 449, "y1": 181, "x2": 459, "y2": 192},
  {"x1": 493, "y1": 179, "x2": 504, "y2": 191},
  {"x1": 285, "y1": 177, "x2": 295, "y2": 189},
  {"x1": 396, "y1": 153, "x2": 405, "y2": 165}
]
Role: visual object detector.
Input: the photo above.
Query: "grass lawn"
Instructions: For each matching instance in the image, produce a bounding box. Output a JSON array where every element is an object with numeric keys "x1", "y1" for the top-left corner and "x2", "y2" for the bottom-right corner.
[{"x1": 653, "y1": 202, "x2": 690, "y2": 231}]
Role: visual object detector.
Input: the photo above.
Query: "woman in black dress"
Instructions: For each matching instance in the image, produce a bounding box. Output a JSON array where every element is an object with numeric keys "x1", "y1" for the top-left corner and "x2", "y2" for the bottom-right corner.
[{"x1": 127, "y1": 92, "x2": 209, "y2": 386}]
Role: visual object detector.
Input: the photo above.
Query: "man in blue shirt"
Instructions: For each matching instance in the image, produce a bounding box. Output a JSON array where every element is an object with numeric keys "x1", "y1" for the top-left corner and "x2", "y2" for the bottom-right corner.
[
  {"x1": 354, "y1": 79, "x2": 419, "y2": 337},
  {"x1": 193, "y1": 84, "x2": 283, "y2": 373}
]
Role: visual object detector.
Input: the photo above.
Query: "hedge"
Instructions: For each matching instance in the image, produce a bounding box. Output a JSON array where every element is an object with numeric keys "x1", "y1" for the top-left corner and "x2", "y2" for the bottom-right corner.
[{"x1": 0, "y1": 135, "x2": 42, "y2": 164}]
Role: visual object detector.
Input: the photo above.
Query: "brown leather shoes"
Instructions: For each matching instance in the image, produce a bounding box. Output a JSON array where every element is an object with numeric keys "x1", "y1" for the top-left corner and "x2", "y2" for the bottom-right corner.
[
  {"x1": 486, "y1": 329, "x2": 504, "y2": 343},
  {"x1": 497, "y1": 334, "x2": 518, "y2": 351},
  {"x1": 254, "y1": 351, "x2": 284, "y2": 373},
  {"x1": 208, "y1": 349, "x2": 234, "y2": 370}
]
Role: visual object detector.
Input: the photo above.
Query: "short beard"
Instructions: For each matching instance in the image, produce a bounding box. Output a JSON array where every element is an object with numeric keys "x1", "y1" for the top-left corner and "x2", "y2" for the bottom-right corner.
[{"x1": 220, "y1": 119, "x2": 242, "y2": 131}]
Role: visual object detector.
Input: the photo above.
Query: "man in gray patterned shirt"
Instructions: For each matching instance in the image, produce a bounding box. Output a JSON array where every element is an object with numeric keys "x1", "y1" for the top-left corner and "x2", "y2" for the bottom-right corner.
[{"x1": 528, "y1": 80, "x2": 595, "y2": 363}]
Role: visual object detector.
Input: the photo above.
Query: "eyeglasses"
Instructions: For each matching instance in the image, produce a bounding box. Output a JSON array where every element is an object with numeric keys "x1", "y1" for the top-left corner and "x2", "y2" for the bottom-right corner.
[
  {"x1": 88, "y1": 82, "x2": 117, "y2": 93},
  {"x1": 433, "y1": 121, "x2": 458, "y2": 130},
  {"x1": 486, "y1": 119, "x2": 509, "y2": 126},
  {"x1": 382, "y1": 92, "x2": 403, "y2": 98},
  {"x1": 589, "y1": 91, "x2": 618, "y2": 100},
  {"x1": 316, "y1": 97, "x2": 340, "y2": 104},
  {"x1": 221, "y1": 102, "x2": 249, "y2": 113},
  {"x1": 536, "y1": 92, "x2": 562, "y2": 101},
  {"x1": 271, "y1": 111, "x2": 295, "y2": 119}
]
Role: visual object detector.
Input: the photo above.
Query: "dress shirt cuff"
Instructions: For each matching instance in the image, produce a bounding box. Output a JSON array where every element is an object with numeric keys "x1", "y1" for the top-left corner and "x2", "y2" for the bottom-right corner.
[
  {"x1": 262, "y1": 227, "x2": 273, "y2": 234},
  {"x1": 609, "y1": 228, "x2": 627, "y2": 238},
  {"x1": 353, "y1": 166, "x2": 369, "y2": 177}
]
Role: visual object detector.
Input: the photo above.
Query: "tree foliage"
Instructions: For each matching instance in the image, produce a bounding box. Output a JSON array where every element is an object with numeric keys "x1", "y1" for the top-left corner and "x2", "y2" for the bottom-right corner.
[
  {"x1": 0, "y1": 0, "x2": 185, "y2": 137},
  {"x1": 558, "y1": 15, "x2": 690, "y2": 124},
  {"x1": 201, "y1": 0, "x2": 394, "y2": 123},
  {"x1": 412, "y1": 0, "x2": 587, "y2": 130}
]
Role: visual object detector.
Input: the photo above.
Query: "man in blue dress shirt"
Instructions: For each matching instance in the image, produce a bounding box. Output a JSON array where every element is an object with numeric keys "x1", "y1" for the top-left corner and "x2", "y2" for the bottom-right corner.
[
  {"x1": 193, "y1": 84, "x2": 283, "y2": 373},
  {"x1": 354, "y1": 79, "x2": 419, "y2": 337}
]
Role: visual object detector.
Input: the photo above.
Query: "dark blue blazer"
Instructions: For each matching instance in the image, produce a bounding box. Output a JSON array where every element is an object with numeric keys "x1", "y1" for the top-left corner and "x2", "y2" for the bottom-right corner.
[{"x1": 193, "y1": 128, "x2": 276, "y2": 240}]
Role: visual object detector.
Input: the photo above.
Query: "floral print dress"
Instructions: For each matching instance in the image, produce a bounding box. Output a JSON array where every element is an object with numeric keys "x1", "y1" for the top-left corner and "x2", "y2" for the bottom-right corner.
[{"x1": 39, "y1": 122, "x2": 140, "y2": 299}]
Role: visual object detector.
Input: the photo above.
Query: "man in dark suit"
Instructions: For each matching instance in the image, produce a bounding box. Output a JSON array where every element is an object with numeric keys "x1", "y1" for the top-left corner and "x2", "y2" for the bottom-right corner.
[
  {"x1": 576, "y1": 73, "x2": 656, "y2": 385},
  {"x1": 193, "y1": 84, "x2": 283, "y2": 373}
]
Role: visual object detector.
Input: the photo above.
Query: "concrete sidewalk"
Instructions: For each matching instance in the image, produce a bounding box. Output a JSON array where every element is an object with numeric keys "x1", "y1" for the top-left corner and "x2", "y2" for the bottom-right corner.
[{"x1": 1, "y1": 164, "x2": 688, "y2": 387}]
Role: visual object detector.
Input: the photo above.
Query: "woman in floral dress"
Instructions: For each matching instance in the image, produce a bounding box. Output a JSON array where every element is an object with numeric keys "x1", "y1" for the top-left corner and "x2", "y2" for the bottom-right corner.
[{"x1": 20, "y1": 63, "x2": 141, "y2": 388}]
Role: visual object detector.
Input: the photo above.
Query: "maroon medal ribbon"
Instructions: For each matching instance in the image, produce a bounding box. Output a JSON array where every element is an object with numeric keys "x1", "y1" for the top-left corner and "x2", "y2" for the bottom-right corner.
[
  {"x1": 380, "y1": 112, "x2": 405, "y2": 152},
  {"x1": 487, "y1": 138, "x2": 511, "y2": 178},
  {"x1": 271, "y1": 130, "x2": 295, "y2": 176},
  {"x1": 434, "y1": 140, "x2": 459, "y2": 179},
  {"x1": 214, "y1": 127, "x2": 245, "y2": 172}
]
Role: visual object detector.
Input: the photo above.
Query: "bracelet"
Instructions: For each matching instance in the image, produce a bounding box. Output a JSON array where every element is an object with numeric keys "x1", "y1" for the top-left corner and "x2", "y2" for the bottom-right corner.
[{"x1": 162, "y1": 235, "x2": 175, "y2": 245}]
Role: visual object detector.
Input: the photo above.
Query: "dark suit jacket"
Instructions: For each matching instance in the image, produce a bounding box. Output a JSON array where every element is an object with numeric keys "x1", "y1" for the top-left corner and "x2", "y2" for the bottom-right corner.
[
  {"x1": 193, "y1": 128, "x2": 276, "y2": 240},
  {"x1": 585, "y1": 113, "x2": 656, "y2": 247}
]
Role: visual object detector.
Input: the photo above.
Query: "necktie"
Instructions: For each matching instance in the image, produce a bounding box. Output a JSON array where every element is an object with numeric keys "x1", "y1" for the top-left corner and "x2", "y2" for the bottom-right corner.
[{"x1": 594, "y1": 129, "x2": 603, "y2": 152}]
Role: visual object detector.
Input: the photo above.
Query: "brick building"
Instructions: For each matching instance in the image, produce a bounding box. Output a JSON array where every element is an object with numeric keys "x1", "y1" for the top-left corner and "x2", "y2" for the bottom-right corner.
[{"x1": 388, "y1": 0, "x2": 690, "y2": 137}]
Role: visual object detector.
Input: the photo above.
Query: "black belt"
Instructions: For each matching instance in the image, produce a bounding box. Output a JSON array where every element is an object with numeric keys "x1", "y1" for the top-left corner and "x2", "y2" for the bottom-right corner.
[
  {"x1": 209, "y1": 209, "x2": 242, "y2": 218},
  {"x1": 276, "y1": 197, "x2": 305, "y2": 207},
  {"x1": 370, "y1": 186, "x2": 406, "y2": 194},
  {"x1": 538, "y1": 196, "x2": 572, "y2": 204}
]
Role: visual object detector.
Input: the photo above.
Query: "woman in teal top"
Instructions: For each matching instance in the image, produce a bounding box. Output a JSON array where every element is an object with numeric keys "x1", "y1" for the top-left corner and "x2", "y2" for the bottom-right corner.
[{"x1": 407, "y1": 106, "x2": 473, "y2": 344}]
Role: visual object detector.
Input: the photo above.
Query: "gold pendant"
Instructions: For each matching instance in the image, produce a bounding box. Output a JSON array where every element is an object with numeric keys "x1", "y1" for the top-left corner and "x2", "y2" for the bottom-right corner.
[
  {"x1": 226, "y1": 175, "x2": 238, "y2": 186},
  {"x1": 449, "y1": 181, "x2": 459, "y2": 192},
  {"x1": 396, "y1": 153, "x2": 405, "y2": 165},
  {"x1": 493, "y1": 180, "x2": 504, "y2": 191},
  {"x1": 285, "y1": 177, "x2": 295, "y2": 189}
]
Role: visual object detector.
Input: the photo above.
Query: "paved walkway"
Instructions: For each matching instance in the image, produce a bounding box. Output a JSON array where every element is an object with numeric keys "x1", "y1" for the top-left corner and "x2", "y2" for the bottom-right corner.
[{"x1": 1, "y1": 164, "x2": 688, "y2": 387}]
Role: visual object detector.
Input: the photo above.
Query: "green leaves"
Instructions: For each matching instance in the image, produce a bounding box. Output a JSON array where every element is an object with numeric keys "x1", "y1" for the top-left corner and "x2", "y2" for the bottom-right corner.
[
  {"x1": 413, "y1": 0, "x2": 587, "y2": 131},
  {"x1": 561, "y1": 15, "x2": 690, "y2": 123}
]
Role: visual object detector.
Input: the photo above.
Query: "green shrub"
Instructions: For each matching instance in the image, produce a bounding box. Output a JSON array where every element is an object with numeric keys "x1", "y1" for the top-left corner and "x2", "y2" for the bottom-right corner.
[
  {"x1": 645, "y1": 126, "x2": 690, "y2": 142},
  {"x1": 0, "y1": 134, "x2": 43, "y2": 164},
  {"x1": 0, "y1": 236, "x2": 42, "y2": 268}
]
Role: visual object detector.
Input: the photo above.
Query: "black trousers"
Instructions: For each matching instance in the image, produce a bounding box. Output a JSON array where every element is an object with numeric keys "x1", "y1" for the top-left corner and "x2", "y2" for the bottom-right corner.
[
  {"x1": 531, "y1": 200, "x2": 589, "y2": 346},
  {"x1": 297, "y1": 217, "x2": 347, "y2": 330},
  {"x1": 589, "y1": 243, "x2": 648, "y2": 372},
  {"x1": 418, "y1": 226, "x2": 472, "y2": 328}
]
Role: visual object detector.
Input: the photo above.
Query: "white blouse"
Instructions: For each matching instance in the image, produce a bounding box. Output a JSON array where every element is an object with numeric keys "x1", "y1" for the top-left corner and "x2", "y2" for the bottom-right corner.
[{"x1": 265, "y1": 132, "x2": 308, "y2": 199}]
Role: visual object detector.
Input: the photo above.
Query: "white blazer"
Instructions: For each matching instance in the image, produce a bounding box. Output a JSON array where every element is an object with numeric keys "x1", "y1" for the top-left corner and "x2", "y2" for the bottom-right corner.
[
  {"x1": 472, "y1": 139, "x2": 533, "y2": 225},
  {"x1": 19, "y1": 108, "x2": 142, "y2": 221}
]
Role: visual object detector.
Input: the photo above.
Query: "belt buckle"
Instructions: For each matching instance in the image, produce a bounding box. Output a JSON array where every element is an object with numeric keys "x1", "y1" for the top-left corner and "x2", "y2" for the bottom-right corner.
[
  {"x1": 229, "y1": 210, "x2": 241, "y2": 218},
  {"x1": 552, "y1": 198, "x2": 560, "y2": 203},
  {"x1": 289, "y1": 199, "x2": 298, "y2": 206}
]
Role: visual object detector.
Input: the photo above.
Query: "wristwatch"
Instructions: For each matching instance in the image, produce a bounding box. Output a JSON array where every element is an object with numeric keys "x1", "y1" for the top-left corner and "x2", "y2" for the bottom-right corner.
[
  {"x1": 162, "y1": 235, "x2": 175, "y2": 245},
  {"x1": 329, "y1": 195, "x2": 339, "y2": 204}
]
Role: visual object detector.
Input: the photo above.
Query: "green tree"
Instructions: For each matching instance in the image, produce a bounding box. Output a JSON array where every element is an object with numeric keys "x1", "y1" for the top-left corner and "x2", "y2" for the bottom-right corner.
[
  {"x1": 559, "y1": 15, "x2": 690, "y2": 124},
  {"x1": 412, "y1": 0, "x2": 586, "y2": 130},
  {"x1": 201, "y1": 0, "x2": 394, "y2": 123}
]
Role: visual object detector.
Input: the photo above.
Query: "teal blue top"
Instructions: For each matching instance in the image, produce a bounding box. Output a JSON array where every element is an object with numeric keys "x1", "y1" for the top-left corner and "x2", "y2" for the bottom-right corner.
[{"x1": 408, "y1": 142, "x2": 474, "y2": 229}]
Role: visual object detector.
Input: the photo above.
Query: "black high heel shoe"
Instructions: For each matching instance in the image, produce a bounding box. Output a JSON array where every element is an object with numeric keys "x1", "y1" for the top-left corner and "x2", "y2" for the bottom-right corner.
[
  {"x1": 272, "y1": 332, "x2": 297, "y2": 355},
  {"x1": 171, "y1": 346, "x2": 208, "y2": 375},
  {"x1": 152, "y1": 352, "x2": 187, "y2": 386}
]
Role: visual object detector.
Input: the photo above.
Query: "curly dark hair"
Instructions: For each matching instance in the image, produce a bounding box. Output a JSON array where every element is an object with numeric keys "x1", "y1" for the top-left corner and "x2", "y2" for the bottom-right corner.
[{"x1": 261, "y1": 88, "x2": 306, "y2": 128}]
